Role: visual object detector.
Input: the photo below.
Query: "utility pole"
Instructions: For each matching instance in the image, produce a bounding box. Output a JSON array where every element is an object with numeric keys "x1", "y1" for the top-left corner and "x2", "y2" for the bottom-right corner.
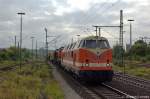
[
  {"x1": 17, "y1": 12, "x2": 25, "y2": 70},
  {"x1": 45, "y1": 28, "x2": 48, "y2": 61},
  {"x1": 15, "y1": 36, "x2": 16, "y2": 48},
  {"x1": 120, "y1": 10, "x2": 125, "y2": 75},
  {"x1": 14, "y1": 36, "x2": 17, "y2": 60},
  {"x1": 93, "y1": 26, "x2": 98, "y2": 36},
  {"x1": 72, "y1": 38, "x2": 73, "y2": 43},
  {"x1": 31, "y1": 36, "x2": 34, "y2": 61},
  {"x1": 128, "y1": 19, "x2": 134, "y2": 48},
  {"x1": 120, "y1": 10, "x2": 123, "y2": 47},
  {"x1": 36, "y1": 40, "x2": 38, "y2": 59},
  {"x1": 17, "y1": 42, "x2": 19, "y2": 61},
  {"x1": 98, "y1": 28, "x2": 101, "y2": 37}
]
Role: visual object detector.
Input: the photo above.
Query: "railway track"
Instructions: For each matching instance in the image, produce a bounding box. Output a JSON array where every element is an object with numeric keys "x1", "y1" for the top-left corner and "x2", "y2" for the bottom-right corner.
[
  {"x1": 89, "y1": 83, "x2": 135, "y2": 99},
  {"x1": 97, "y1": 71, "x2": 150, "y2": 97},
  {"x1": 114, "y1": 72, "x2": 150, "y2": 91},
  {"x1": 54, "y1": 64, "x2": 135, "y2": 99}
]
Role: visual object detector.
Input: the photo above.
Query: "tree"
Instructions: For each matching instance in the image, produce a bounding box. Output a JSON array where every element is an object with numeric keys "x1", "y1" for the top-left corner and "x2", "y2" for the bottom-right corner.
[
  {"x1": 0, "y1": 46, "x2": 31, "y2": 61},
  {"x1": 129, "y1": 40, "x2": 147, "y2": 57}
]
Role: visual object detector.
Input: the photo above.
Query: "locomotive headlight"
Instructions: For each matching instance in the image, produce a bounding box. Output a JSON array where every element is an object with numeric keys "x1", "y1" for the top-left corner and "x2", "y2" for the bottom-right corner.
[
  {"x1": 82, "y1": 63, "x2": 89, "y2": 66},
  {"x1": 85, "y1": 63, "x2": 89, "y2": 66},
  {"x1": 85, "y1": 59, "x2": 89, "y2": 66},
  {"x1": 106, "y1": 63, "x2": 110, "y2": 66},
  {"x1": 106, "y1": 60, "x2": 110, "y2": 66}
]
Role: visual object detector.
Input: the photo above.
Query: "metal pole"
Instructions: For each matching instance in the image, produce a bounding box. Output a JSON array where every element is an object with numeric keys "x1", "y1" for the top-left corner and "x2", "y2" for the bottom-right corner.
[
  {"x1": 130, "y1": 23, "x2": 132, "y2": 47},
  {"x1": 128, "y1": 19, "x2": 134, "y2": 48},
  {"x1": 45, "y1": 28, "x2": 48, "y2": 61},
  {"x1": 93, "y1": 26, "x2": 98, "y2": 36},
  {"x1": 120, "y1": 10, "x2": 125, "y2": 75},
  {"x1": 96, "y1": 27, "x2": 97, "y2": 36},
  {"x1": 55, "y1": 40, "x2": 57, "y2": 50},
  {"x1": 120, "y1": 10, "x2": 123, "y2": 47},
  {"x1": 71, "y1": 38, "x2": 73, "y2": 43},
  {"x1": 18, "y1": 42, "x2": 19, "y2": 60},
  {"x1": 20, "y1": 15, "x2": 22, "y2": 69},
  {"x1": 17, "y1": 12, "x2": 25, "y2": 70},
  {"x1": 31, "y1": 37, "x2": 34, "y2": 61},
  {"x1": 98, "y1": 28, "x2": 101, "y2": 37},
  {"x1": 36, "y1": 40, "x2": 38, "y2": 59},
  {"x1": 15, "y1": 36, "x2": 16, "y2": 48},
  {"x1": 15, "y1": 36, "x2": 17, "y2": 60}
]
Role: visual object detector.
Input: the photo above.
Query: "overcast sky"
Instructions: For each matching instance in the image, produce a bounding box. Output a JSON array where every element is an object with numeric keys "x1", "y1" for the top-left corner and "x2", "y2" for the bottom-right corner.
[{"x1": 0, "y1": 0, "x2": 150, "y2": 49}]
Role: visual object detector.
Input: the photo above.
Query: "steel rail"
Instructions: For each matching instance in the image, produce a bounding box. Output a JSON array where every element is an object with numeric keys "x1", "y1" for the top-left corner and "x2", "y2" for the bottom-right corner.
[
  {"x1": 102, "y1": 83, "x2": 136, "y2": 99},
  {"x1": 114, "y1": 72, "x2": 150, "y2": 90}
]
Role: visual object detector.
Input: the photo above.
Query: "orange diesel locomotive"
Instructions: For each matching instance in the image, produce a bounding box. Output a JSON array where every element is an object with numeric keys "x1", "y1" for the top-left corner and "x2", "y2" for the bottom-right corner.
[{"x1": 55, "y1": 36, "x2": 113, "y2": 82}]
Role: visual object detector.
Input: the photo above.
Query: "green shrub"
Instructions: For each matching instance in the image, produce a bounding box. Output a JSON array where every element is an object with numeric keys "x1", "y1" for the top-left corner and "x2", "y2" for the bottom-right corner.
[
  {"x1": 131, "y1": 55, "x2": 140, "y2": 61},
  {"x1": 146, "y1": 55, "x2": 150, "y2": 61},
  {"x1": 140, "y1": 57, "x2": 147, "y2": 63},
  {"x1": 0, "y1": 47, "x2": 31, "y2": 61}
]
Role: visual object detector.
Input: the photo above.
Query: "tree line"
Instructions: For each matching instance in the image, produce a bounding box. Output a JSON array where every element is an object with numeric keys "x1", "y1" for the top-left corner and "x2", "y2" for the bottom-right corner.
[
  {"x1": 0, "y1": 47, "x2": 31, "y2": 61},
  {"x1": 113, "y1": 40, "x2": 150, "y2": 65}
]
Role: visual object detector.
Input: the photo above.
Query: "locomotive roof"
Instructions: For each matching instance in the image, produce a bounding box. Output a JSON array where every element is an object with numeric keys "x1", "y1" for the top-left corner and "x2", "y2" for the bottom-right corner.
[
  {"x1": 60, "y1": 36, "x2": 109, "y2": 50},
  {"x1": 82, "y1": 36, "x2": 107, "y2": 41}
]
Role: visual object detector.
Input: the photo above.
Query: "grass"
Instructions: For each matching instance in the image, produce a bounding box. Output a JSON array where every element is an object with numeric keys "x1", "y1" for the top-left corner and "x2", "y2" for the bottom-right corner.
[
  {"x1": 0, "y1": 61, "x2": 64, "y2": 99},
  {"x1": 113, "y1": 62, "x2": 150, "y2": 80},
  {"x1": 0, "y1": 60, "x2": 18, "y2": 67}
]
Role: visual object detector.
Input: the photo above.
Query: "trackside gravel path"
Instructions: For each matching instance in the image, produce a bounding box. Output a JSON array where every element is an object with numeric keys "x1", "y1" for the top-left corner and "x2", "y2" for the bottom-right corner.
[{"x1": 52, "y1": 67, "x2": 82, "y2": 99}]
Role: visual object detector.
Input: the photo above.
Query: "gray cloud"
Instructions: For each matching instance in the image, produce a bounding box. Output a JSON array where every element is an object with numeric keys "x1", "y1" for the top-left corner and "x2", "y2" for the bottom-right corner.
[{"x1": 0, "y1": 0, "x2": 150, "y2": 49}]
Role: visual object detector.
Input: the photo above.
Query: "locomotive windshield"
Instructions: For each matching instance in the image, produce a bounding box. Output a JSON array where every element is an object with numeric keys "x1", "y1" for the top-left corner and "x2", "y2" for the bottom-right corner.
[
  {"x1": 81, "y1": 40, "x2": 110, "y2": 49},
  {"x1": 97, "y1": 40, "x2": 110, "y2": 48}
]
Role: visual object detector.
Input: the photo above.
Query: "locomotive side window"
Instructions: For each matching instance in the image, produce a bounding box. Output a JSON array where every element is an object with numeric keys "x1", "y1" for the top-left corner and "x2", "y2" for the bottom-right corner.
[
  {"x1": 71, "y1": 43, "x2": 76, "y2": 49},
  {"x1": 78, "y1": 40, "x2": 84, "y2": 48},
  {"x1": 74, "y1": 40, "x2": 81, "y2": 49},
  {"x1": 69, "y1": 44, "x2": 73, "y2": 49}
]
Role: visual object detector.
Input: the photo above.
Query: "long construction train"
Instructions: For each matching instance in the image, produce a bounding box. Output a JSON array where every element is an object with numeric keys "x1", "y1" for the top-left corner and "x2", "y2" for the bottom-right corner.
[{"x1": 50, "y1": 36, "x2": 113, "y2": 82}]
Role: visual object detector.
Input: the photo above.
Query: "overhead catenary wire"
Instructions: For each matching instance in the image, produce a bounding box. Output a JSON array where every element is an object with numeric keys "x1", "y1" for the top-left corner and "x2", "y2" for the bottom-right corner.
[
  {"x1": 69, "y1": 0, "x2": 122, "y2": 39},
  {"x1": 60, "y1": 1, "x2": 112, "y2": 37},
  {"x1": 102, "y1": 28, "x2": 119, "y2": 39},
  {"x1": 77, "y1": 1, "x2": 108, "y2": 25},
  {"x1": 79, "y1": 0, "x2": 121, "y2": 26},
  {"x1": 44, "y1": 1, "x2": 122, "y2": 45}
]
